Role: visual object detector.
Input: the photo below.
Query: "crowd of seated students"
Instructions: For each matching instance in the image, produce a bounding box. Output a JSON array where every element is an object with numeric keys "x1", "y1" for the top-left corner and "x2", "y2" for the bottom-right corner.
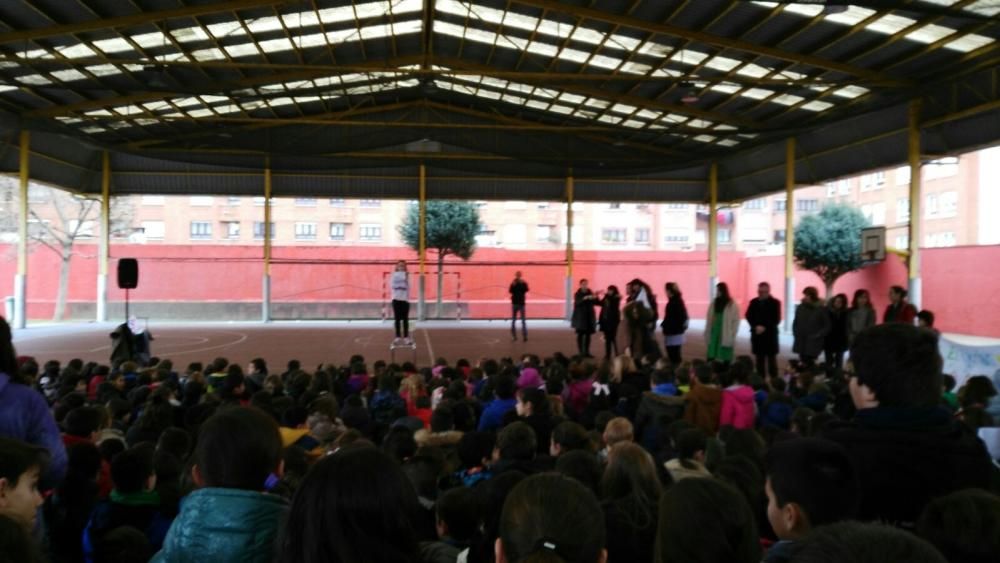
[{"x1": 1, "y1": 316, "x2": 1000, "y2": 563}]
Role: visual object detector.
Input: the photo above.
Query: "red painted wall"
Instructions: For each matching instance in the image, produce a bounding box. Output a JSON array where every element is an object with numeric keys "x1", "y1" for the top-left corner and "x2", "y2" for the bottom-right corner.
[{"x1": 2, "y1": 243, "x2": 998, "y2": 337}]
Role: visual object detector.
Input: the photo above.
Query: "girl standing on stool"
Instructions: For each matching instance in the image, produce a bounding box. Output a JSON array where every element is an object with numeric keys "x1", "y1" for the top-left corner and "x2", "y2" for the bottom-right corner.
[
  {"x1": 391, "y1": 261, "x2": 412, "y2": 345},
  {"x1": 572, "y1": 279, "x2": 598, "y2": 357}
]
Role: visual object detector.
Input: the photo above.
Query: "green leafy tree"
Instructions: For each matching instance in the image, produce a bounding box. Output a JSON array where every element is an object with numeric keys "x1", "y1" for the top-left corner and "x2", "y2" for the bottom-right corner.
[
  {"x1": 399, "y1": 201, "x2": 482, "y2": 317},
  {"x1": 793, "y1": 203, "x2": 871, "y2": 298}
]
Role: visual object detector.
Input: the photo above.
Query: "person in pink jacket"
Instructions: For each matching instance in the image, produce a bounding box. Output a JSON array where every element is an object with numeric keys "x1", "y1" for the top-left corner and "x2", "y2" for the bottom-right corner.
[{"x1": 719, "y1": 364, "x2": 757, "y2": 429}]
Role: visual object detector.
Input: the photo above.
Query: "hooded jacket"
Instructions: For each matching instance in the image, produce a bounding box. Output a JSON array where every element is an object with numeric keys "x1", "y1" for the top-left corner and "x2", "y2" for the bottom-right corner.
[
  {"x1": 683, "y1": 384, "x2": 723, "y2": 436},
  {"x1": 0, "y1": 372, "x2": 67, "y2": 487},
  {"x1": 151, "y1": 487, "x2": 288, "y2": 563},
  {"x1": 634, "y1": 391, "x2": 686, "y2": 450},
  {"x1": 720, "y1": 385, "x2": 756, "y2": 430}
]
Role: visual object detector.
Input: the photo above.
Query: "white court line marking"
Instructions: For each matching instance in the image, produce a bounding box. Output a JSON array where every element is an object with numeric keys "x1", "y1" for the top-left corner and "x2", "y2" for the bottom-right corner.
[
  {"x1": 86, "y1": 336, "x2": 210, "y2": 354},
  {"x1": 422, "y1": 329, "x2": 435, "y2": 365},
  {"x1": 155, "y1": 331, "x2": 249, "y2": 357}
]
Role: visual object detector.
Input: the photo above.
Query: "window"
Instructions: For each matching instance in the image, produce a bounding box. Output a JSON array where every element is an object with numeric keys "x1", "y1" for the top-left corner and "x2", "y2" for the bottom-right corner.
[
  {"x1": 741, "y1": 229, "x2": 768, "y2": 243},
  {"x1": 68, "y1": 219, "x2": 95, "y2": 238},
  {"x1": 774, "y1": 229, "x2": 786, "y2": 243},
  {"x1": 253, "y1": 221, "x2": 275, "y2": 239},
  {"x1": 774, "y1": 199, "x2": 787, "y2": 212},
  {"x1": 939, "y1": 191, "x2": 957, "y2": 217},
  {"x1": 252, "y1": 197, "x2": 275, "y2": 206},
  {"x1": 717, "y1": 228, "x2": 732, "y2": 243},
  {"x1": 838, "y1": 179, "x2": 852, "y2": 195},
  {"x1": 226, "y1": 197, "x2": 241, "y2": 205},
  {"x1": 190, "y1": 196, "x2": 213, "y2": 206},
  {"x1": 926, "y1": 232, "x2": 956, "y2": 247},
  {"x1": 329, "y1": 222, "x2": 347, "y2": 240},
  {"x1": 896, "y1": 198, "x2": 910, "y2": 223},
  {"x1": 895, "y1": 166, "x2": 911, "y2": 186},
  {"x1": 294, "y1": 222, "x2": 317, "y2": 240},
  {"x1": 826, "y1": 183, "x2": 837, "y2": 197},
  {"x1": 504, "y1": 201, "x2": 528, "y2": 210},
  {"x1": 926, "y1": 193, "x2": 939, "y2": 217},
  {"x1": 608, "y1": 202, "x2": 622, "y2": 210},
  {"x1": 895, "y1": 235, "x2": 909, "y2": 249},
  {"x1": 190, "y1": 221, "x2": 212, "y2": 239},
  {"x1": 861, "y1": 204, "x2": 885, "y2": 226},
  {"x1": 665, "y1": 203, "x2": 689, "y2": 210},
  {"x1": 359, "y1": 224, "x2": 382, "y2": 241},
  {"x1": 664, "y1": 234, "x2": 690, "y2": 243},
  {"x1": 796, "y1": 199, "x2": 818, "y2": 212},
  {"x1": 294, "y1": 198, "x2": 317, "y2": 207},
  {"x1": 141, "y1": 195, "x2": 165, "y2": 206},
  {"x1": 860, "y1": 172, "x2": 885, "y2": 191},
  {"x1": 635, "y1": 228, "x2": 651, "y2": 244},
  {"x1": 536, "y1": 224, "x2": 557, "y2": 243},
  {"x1": 476, "y1": 230, "x2": 498, "y2": 246},
  {"x1": 329, "y1": 198, "x2": 346, "y2": 207},
  {"x1": 601, "y1": 228, "x2": 627, "y2": 244},
  {"x1": 537, "y1": 202, "x2": 550, "y2": 209},
  {"x1": 360, "y1": 199, "x2": 381, "y2": 208},
  {"x1": 223, "y1": 221, "x2": 240, "y2": 239},
  {"x1": 473, "y1": 201, "x2": 488, "y2": 208},
  {"x1": 141, "y1": 221, "x2": 165, "y2": 239},
  {"x1": 744, "y1": 198, "x2": 766, "y2": 210}
]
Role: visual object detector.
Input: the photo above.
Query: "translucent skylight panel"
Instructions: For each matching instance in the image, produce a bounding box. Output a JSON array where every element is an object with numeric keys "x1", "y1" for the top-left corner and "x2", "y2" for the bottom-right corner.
[
  {"x1": 670, "y1": 49, "x2": 709, "y2": 66},
  {"x1": 501, "y1": 94, "x2": 527, "y2": 105},
  {"x1": 945, "y1": 35, "x2": 994, "y2": 52},
  {"x1": 524, "y1": 40, "x2": 559, "y2": 58},
  {"x1": 558, "y1": 92, "x2": 586, "y2": 105},
  {"x1": 590, "y1": 54, "x2": 630, "y2": 71},
  {"x1": 557, "y1": 48, "x2": 591, "y2": 63},
  {"x1": 718, "y1": 139, "x2": 740, "y2": 147},
  {"x1": 597, "y1": 114, "x2": 622, "y2": 125},
  {"x1": 831, "y1": 85, "x2": 868, "y2": 98},
  {"x1": 703, "y1": 56, "x2": 741, "y2": 72},
  {"x1": 906, "y1": 23, "x2": 957, "y2": 44},
  {"x1": 687, "y1": 119, "x2": 713, "y2": 129},
  {"x1": 736, "y1": 63, "x2": 770, "y2": 78},
  {"x1": 621, "y1": 119, "x2": 646, "y2": 129},
  {"x1": 868, "y1": 14, "x2": 918, "y2": 35},
  {"x1": 478, "y1": 89, "x2": 502, "y2": 100},
  {"x1": 771, "y1": 94, "x2": 805, "y2": 106},
  {"x1": 56, "y1": 44, "x2": 98, "y2": 58},
  {"x1": 583, "y1": 98, "x2": 610, "y2": 110},
  {"x1": 620, "y1": 62, "x2": 653, "y2": 74},
  {"x1": 257, "y1": 38, "x2": 295, "y2": 53},
  {"x1": 525, "y1": 99, "x2": 550, "y2": 111},
  {"x1": 801, "y1": 100, "x2": 834, "y2": 112},
  {"x1": 80, "y1": 126, "x2": 106, "y2": 133},
  {"x1": 187, "y1": 108, "x2": 216, "y2": 118},
  {"x1": 50, "y1": 69, "x2": 88, "y2": 82},
  {"x1": 143, "y1": 101, "x2": 171, "y2": 111},
  {"x1": 693, "y1": 135, "x2": 717, "y2": 143},
  {"x1": 17, "y1": 74, "x2": 52, "y2": 85},
  {"x1": 709, "y1": 83, "x2": 741, "y2": 95},
  {"x1": 191, "y1": 48, "x2": 225, "y2": 61},
  {"x1": 548, "y1": 104, "x2": 574, "y2": 114},
  {"x1": 636, "y1": 41, "x2": 672, "y2": 58},
  {"x1": 635, "y1": 109, "x2": 660, "y2": 120},
  {"x1": 743, "y1": 88, "x2": 776, "y2": 100},
  {"x1": 609, "y1": 103, "x2": 638, "y2": 115},
  {"x1": 224, "y1": 43, "x2": 260, "y2": 58}
]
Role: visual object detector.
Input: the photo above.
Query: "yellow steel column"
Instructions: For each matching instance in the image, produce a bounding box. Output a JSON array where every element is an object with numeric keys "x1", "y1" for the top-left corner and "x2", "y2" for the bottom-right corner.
[
  {"x1": 418, "y1": 163, "x2": 427, "y2": 321},
  {"x1": 262, "y1": 156, "x2": 272, "y2": 322},
  {"x1": 908, "y1": 100, "x2": 922, "y2": 309},
  {"x1": 708, "y1": 163, "x2": 719, "y2": 300},
  {"x1": 784, "y1": 138, "x2": 796, "y2": 332},
  {"x1": 97, "y1": 151, "x2": 111, "y2": 322},
  {"x1": 565, "y1": 172, "x2": 574, "y2": 320},
  {"x1": 13, "y1": 131, "x2": 29, "y2": 329}
]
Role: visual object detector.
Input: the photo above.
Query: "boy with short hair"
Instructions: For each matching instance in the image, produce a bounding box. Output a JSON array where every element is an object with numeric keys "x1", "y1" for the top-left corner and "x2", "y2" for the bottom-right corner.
[
  {"x1": 764, "y1": 438, "x2": 860, "y2": 563},
  {"x1": 151, "y1": 407, "x2": 287, "y2": 563},
  {"x1": 419, "y1": 486, "x2": 480, "y2": 563},
  {"x1": 84, "y1": 445, "x2": 172, "y2": 559},
  {"x1": 0, "y1": 437, "x2": 47, "y2": 531}
]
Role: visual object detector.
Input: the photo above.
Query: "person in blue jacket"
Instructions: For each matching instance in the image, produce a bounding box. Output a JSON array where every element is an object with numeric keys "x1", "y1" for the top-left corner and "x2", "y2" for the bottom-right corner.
[
  {"x1": 0, "y1": 317, "x2": 67, "y2": 489},
  {"x1": 477, "y1": 374, "x2": 518, "y2": 432}
]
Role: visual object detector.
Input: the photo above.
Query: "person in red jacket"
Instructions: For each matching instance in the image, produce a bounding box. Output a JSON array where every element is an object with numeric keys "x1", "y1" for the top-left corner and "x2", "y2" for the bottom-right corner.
[{"x1": 883, "y1": 285, "x2": 917, "y2": 324}]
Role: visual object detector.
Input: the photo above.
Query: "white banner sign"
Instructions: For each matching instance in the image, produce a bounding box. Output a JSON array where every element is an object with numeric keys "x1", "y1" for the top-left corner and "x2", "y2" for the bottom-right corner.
[{"x1": 939, "y1": 337, "x2": 1000, "y2": 389}]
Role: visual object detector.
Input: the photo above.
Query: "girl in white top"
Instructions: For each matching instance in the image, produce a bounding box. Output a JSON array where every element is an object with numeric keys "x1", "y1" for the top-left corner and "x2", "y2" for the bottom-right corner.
[{"x1": 390, "y1": 261, "x2": 411, "y2": 345}]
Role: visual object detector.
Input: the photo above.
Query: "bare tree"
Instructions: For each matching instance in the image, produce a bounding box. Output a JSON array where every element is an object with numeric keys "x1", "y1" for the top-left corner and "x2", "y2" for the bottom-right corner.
[{"x1": 12, "y1": 183, "x2": 134, "y2": 321}]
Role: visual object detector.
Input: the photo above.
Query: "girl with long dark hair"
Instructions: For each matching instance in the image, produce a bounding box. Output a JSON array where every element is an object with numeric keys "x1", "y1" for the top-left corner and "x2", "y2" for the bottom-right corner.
[{"x1": 705, "y1": 283, "x2": 740, "y2": 362}]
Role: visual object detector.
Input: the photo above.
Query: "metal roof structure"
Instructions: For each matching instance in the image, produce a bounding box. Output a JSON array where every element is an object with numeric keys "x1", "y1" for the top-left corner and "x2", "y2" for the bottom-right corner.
[{"x1": 0, "y1": 0, "x2": 996, "y2": 202}]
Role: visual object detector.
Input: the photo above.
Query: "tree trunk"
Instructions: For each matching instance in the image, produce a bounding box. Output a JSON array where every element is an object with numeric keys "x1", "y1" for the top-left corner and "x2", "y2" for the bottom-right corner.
[
  {"x1": 824, "y1": 278, "x2": 835, "y2": 301},
  {"x1": 55, "y1": 246, "x2": 71, "y2": 321},
  {"x1": 436, "y1": 253, "x2": 444, "y2": 319}
]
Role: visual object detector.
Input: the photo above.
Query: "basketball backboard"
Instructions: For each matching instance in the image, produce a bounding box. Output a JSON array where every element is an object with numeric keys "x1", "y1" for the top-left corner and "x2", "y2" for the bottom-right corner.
[{"x1": 861, "y1": 226, "x2": 886, "y2": 263}]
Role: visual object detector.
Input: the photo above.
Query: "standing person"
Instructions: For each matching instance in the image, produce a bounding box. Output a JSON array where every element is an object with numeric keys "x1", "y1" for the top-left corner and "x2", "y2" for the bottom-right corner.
[
  {"x1": 599, "y1": 285, "x2": 622, "y2": 360},
  {"x1": 624, "y1": 282, "x2": 654, "y2": 359},
  {"x1": 824, "y1": 294, "x2": 850, "y2": 371},
  {"x1": 847, "y1": 289, "x2": 876, "y2": 345},
  {"x1": 572, "y1": 279, "x2": 598, "y2": 357},
  {"x1": 661, "y1": 282, "x2": 689, "y2": 365},
  {"x1": 792, "y1": 287, "x2": 830, "y2": 368},
  {"x1": 883, "y1": 285, "x2": 917, "y2": 324},
  {"x1": 745, "y1": 282, "x2": 781, "y2": 378},
  {"x1": 509, "y1": 271, "x2": 529, "y2": 342},
  {"x1": 705, "y1": 283, "x2": 740, "y2": 363},
  {"x1": 391, "y1": 260, "x2": 412, "y2": 346}
]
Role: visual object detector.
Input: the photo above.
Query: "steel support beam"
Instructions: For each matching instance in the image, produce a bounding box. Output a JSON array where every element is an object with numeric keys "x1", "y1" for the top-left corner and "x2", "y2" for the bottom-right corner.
[
  {"x1": 418, "y1": 163, "x2": 427, "y2": 322},
  {"x1": 262, "y1": 156, "x2": 273, "y2": 323},
  {"x1": 13, "y1": 131, "x2": 29, "y2": 329},
  {"x1": 908, "y1": 100, "x2": 922, "y2": 310},
  {"x1": 565, "y1": 173, "x2": 575, "y2": 321},
  {"x1": 97, "y1": 151, "x2": 110, "y2": 323},
  {"x1": 784, "y1": 138, "x2": 796, "y2": 333},
  {"x1": 708, "y1": 162, "x2": 719, "y2": 301}
]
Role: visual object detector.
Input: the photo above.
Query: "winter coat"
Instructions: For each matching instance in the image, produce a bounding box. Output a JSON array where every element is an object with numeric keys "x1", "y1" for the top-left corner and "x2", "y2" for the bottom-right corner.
[
  {"x1": 151, "y1": 488, "x2": 288, "y2": 563},
  {"x1": 509, "y1": 280, "x2": 529, "y2": 305},
  {"x1": 664, "y1": 458, "x2": 712, "y2": 482},
  {"x1": 705, "y1": 300, "x2": 741, "y2": 349},
  {"x1": 572, "y1": 289, "x2": 597, "y2": 334},
  {"x1": 720, "y1": 385, "x2": 756, "y2": 430},
  {"x1": 746, "y1": 297, "x2": 781, "y2": 355},
  {"x1": 516, "y1": 367, "x2": 543, "y2": 390},
  {"x1": 661, "y1": 296, "x2": 689, "y2": 336},
  {"x1": 683, "y1": 384, "x2": 723, "y2": 436},
  {"x1": 825, "y1": 307, "x2": 849, "y2": 353},
  {"x1": 883, "y1": 301, "x2": 917, "y2": 324},
  {"x1": 825, "y1": 406, "x2": 996, "y2": 531},
  {"x1": 847, "y1": 307, "x2": 876, "y2": 343},
  {"x1": 478, "y1": 398, "x2": 516, "y2": 432},
  {"x1": 792, "y1": 301, "x2": 831, "y2": 357},
  {"x1": 0, "y1": 372, "x2": 67, "y2": 487},
  {"x1": 634, "y1": 392, "x2": 686, "y2": 450},
  {"x1": 84, "y1": 490, "x2": 173, "y2": 561},
  {"x1": 599, "y1": 294, "x2": 622, "y2": 334}
]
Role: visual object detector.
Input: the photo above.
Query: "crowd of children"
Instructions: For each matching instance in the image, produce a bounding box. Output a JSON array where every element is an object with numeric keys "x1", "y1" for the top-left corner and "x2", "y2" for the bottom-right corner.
[{"x1": 0, "y1": 316, "x2": 999, "y2": 563}]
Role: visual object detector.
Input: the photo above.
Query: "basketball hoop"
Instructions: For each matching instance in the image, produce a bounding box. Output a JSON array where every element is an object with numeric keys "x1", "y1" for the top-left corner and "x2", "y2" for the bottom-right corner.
[{"x1": 860, "y1": 227, "x2": 886, "y2": 264}]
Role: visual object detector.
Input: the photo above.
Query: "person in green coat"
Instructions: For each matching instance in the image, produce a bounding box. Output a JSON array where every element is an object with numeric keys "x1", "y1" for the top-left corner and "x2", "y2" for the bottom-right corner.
[{"x1": 151, "y1": 408, "x2": 288, "y2": 563}]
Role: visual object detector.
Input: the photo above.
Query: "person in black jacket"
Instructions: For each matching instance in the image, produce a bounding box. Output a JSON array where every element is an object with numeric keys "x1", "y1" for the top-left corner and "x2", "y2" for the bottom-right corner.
[
  {"x1": 661, "y1": 282, "x2": 689, "y2": 365},
  {"x1": 509, "y1": 271, "x2": 529, "y2": 342},
  {"x1": 824, "y1": 324, "x2": 996, "y2": 531},
  {"x1": 599, "y1": 285, "x2": 622, "y2": 360},
  {"x1": 572, "y1": 280, "x2": 598, "y2": 357},
  {"x1": 824, "y1": 294, "x2": 849, "y2": 371},
  {"x1": 745, "y1": 282, "x2": 782, "y2": 378}
]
